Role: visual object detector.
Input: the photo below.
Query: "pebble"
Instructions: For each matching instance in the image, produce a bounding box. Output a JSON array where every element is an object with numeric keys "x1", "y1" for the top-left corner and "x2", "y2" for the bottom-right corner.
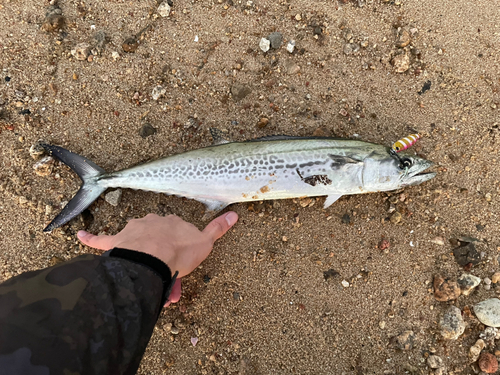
[
  {"x1": 342, "y1": 28, "x2": 353, "y2": 42},
  {"x1": 157, "y1": 1, "x2": 171, "y2": 17},
  {"x1": 390, "y1": 211, "x2": 402, "y2": 224},
  {"x1": 457, "y1": 274, "x2": 481, "y2": 296},
  {"x1": 105, "y1": 189, "x2": 122, "y2": 207},
  {"x1": 392, "y1": 53, "x2": 410, "y2": 73},
  {"x1": 430, "y1": 237, "x2": 445, "y2": 246},
  {"x1": 343, "y1": 43, "x2": 360, "y2": 55},
  {"x1": 484, "y1": 277, "x2": 492, "y2": 285},
  {"x1": 341, "y1": 280, "x2": 349, "y2": 288},
  {"x1": 111, "y1": 51, "x2": 120, "y2": 61},
  {"x1": 286, "y1": 40, "x2": 295, "y2": 53},
  {"x1": 152, "y1": 86, "x2": 166, "y2": 100},
  {"x1": 267, "y1": 32, "x2": 283, "y2": 49},
  {"x1": 71, "y1": 43, "x2": 91, "y2": 61},
  {"x1": 323, "y1": 269, "x2": 339, "y2": 280},
  {"x1": 434, "y1": 367, "x2": 445, "y2": 375},
  {"x1": 478, "y1": 353, "x2": 498, "y2": 373},
  {"x1": 163, "y1": 323, "x2": 172, "y2": 332},
  {"x1": 469, "y1": 339, "x2": 486, "y2": 362},
  {"x1": 41, "y1": 13, "x2": 65, "y2": 32},
  {"x1": 170, "y1": 326, "x2": 179, "y2": 335},
  {"x1": 391, "y1": 330, "x2": 415, "y2": 350},
  {"x1": 286, "y1": 63, "x2": 301, "y2": 75},
  {"x1": 256, "y1": 117, "x2": 269, "y2": 129},
  {"x1": 396, "y1": 30, "x2": 411, "y2": 48},
  {"x1": 191, "y1": 337, "x2": 198, "y2": 346},
  {"x1": 379, "y1": 321, "x2": 386, "y2": 329},
  {"x1": 453, "y1": 241, "x2": 481, "y2": 267},
  {"x1": 433, "y1": 274, "x2": 461, "y2": 302},
  {"x1": 122, "y1": 37, "x2": 139, "y2": 53},
  {"x1": 139, "y1": 123, "x2": 157, "y2": 138},
  {"x1": 491, "y1": 272, "x2": 500, "y2": 284},
  {"x1": 474, "y1": 299, "x2": 500, "y2": 327},
  {"x1": 439, "y1": 306, "x2": 466, "y2": 340},
  {"x1": 29, "y1": 142, "x2": 46, "y2": 160},
  {"x1": 231, "y1": 84, "x2": 252, "y2": 101},
  {"x1": 427, "y1": 355, "x2": 444, "y2": 369},
  {"x1": 33, "y1": 156, "x2": 54, "y2": 177},
  {"x1": 259, "y1": 37, "x2": 270, "y2": 52}
]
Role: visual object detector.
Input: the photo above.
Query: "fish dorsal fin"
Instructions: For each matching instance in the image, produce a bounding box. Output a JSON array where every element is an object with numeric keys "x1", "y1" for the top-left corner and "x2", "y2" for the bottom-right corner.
[
  {"x1": 324, "y1": 194, "x2": 342, "y2": 209},
  {"x1": 210, "y1": 128, "x2": 230, "y2": 145}
]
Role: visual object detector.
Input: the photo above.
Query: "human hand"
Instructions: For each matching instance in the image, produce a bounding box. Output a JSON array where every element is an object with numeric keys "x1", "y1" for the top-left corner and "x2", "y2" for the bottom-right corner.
[{"x1": 77, "y1": 212, "x2": 238, "y2": 306}]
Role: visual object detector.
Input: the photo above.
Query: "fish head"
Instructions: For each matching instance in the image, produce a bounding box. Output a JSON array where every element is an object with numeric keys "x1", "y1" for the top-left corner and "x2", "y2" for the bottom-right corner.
[{"x1": 363, "y1": 150, "x2": 436, "y2": 191}]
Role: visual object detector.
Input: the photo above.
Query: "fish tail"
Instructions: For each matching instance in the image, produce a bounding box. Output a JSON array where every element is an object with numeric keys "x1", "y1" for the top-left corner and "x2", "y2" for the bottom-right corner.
[{"x1": 40, "y1": 144, "x2": 107, "y2": 232}]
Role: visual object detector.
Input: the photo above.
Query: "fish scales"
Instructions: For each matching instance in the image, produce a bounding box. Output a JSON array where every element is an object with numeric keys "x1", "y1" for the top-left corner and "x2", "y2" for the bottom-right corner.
[{"x1": 39, "y1": 137, "x2": 436, "y2": 232}]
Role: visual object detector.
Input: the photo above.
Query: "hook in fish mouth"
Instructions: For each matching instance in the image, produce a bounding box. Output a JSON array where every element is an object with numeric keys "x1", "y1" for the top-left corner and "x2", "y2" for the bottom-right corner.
[{"x1": 403, "y1": 160, "x2": 436, "y2": 186}]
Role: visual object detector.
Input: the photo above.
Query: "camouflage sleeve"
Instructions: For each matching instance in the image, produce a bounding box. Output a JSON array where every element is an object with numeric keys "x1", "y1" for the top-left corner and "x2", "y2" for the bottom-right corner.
[{"x1": 0, "y1": 249, "x2": 176, "y2": 375}]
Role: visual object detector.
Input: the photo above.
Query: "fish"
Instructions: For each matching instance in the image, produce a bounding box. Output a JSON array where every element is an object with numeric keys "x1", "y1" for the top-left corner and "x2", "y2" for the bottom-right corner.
[{"x1": 39, "y1": 131, "x2": 436, "y2": 232}]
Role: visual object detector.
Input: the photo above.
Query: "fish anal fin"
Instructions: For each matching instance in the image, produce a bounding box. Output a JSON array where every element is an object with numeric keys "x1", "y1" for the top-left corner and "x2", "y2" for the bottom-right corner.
[
  {"x1": 323, "y1": 194, "x2": 342, "y2": 209},
  {"x1": 209, "y1": 128, "x2": 230, "y2": 145},
  {"x1": 198, "y1": 198, "x2": 229, "y2": 221}
]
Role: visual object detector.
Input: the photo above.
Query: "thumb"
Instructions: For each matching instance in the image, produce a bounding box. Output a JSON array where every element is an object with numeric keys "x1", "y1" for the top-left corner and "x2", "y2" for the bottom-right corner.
[
  {"x1": 202, "y1": 211, "x2": 238, "y2": 243},
  {"x1": 77, "y1": 230, "x2": 116, "y2": 251}
]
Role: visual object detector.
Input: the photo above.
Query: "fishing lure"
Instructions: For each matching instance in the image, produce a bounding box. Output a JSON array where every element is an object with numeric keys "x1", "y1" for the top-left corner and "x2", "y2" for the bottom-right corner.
[{"x1": 392, "y1": 134, "x2": 420, "y2": 153}]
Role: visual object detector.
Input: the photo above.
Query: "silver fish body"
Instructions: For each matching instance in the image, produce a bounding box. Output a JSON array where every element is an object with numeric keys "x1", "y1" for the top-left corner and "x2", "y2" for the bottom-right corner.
[{"x1": 40, "y1": 136, "x2": 436, "y2": 231}]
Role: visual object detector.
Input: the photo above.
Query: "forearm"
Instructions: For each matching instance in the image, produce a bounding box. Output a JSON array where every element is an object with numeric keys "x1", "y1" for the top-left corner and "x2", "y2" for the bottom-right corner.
[{"x1": 0, "y1": 251, "x2": 174, "y2": 375}]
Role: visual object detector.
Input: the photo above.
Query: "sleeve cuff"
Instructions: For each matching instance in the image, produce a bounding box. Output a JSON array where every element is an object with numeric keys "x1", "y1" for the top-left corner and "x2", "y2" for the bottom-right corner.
[{"x1": 105, "y1": 248, "x2": 178, "y2": 312}]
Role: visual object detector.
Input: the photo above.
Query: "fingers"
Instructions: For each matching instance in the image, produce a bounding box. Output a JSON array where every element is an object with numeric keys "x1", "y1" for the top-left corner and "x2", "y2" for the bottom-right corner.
[
  {"x1": 77, "y1": 230, "x2": 116, "y2": 251},
  {"x1": 164, "y1": 278, "x2": 182, "y2": 307},
  {"x1": 202, "y1": 211, "x2": 238, "y2": 243}
]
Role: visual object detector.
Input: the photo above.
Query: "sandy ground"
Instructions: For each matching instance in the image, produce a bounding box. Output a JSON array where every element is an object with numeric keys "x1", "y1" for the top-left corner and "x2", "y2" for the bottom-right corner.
[{"x1": 1, "y1": 0, "x2": 500, "y2": 373}]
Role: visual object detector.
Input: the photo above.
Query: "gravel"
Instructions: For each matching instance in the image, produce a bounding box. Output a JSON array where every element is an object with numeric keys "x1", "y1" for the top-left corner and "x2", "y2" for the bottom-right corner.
[
  {"x1": 457, "y1": 274, "x2": 481, "y2": 295},
  {"x1": 474, "y1": 299, "x2": 500, "y2": 327},
  {"x1": 439, "y1": 306, "x2": 466, "y2": 340}
]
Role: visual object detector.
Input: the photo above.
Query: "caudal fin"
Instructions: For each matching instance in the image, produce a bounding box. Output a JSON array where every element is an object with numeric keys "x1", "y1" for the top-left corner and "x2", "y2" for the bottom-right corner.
[{"x1": 40, "y1": 144, "x2": 107, "y2": 232}]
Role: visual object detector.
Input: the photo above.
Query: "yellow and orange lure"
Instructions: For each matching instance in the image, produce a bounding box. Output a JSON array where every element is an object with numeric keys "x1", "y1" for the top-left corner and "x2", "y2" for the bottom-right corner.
[{"x1": 392, "y1": 134, "x2": 420, "y2": 153}]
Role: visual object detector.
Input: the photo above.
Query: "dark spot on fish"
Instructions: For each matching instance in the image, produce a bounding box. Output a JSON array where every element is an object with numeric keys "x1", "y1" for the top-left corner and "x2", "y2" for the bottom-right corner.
[
  {"x1": 259, "y1": 160, "x2": 264, "y2": 165},
  {"x1": 228, "y1": 164, "x2": 234, "y2": 169},
  {"x1": 299, "y1": 161, "x2": 315, "y2": 168},
  {"x1": 254, "y1": 160, "x2": 258, "y2": 164},
  {"x1": 137, "y1": 173, "x2": 144, "y2": 177},
  {"x1": 275, "y1": 165, "x2": 284, "y2": 169},
  {"x1": 235, "y1": 161, "x2": 240, "y2": 167},
  {"x1": 296, "y1": 169, "x2": 332, "y2": 186},
  {"x1": 203, "y1": 171, "x2": 210, "y2": 175},
  {"x1": 286, "y1": 163, "x2": 297, "y2": 169},
  {"x1": 197, "y1": 171, "x2": 201, "y2": 176}
]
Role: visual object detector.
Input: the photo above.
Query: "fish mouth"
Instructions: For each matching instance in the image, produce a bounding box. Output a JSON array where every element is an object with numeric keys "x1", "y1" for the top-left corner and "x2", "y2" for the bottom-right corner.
[{"x1": 404, "y1": 160, "x2": 437, "y2": 186}]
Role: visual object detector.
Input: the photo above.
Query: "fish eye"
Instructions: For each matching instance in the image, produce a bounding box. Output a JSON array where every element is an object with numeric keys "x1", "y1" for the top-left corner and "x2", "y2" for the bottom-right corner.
[{"x1": 400, "y1": 158, "x2": 412, "y2": 169}]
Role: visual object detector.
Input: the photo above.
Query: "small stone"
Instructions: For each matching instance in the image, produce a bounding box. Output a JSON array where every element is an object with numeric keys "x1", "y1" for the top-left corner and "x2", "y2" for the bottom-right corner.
[
  {"x1": 256, "y1": 117, "x2": 269, "y2": 129},
  {"x1": 41, "y1": 13, "x2": 65, "y2": 32},
  {"x1": 478, "y1": 353, "x2": 498, "y2": 374},
  {"x1": 453, "y1": 241, "x2": 481, "y2": 267},
  {"x1": 231, "y1": 84, "x2": 251, "y2": 101},
  {"x1": 286, "y1": 40, "x2": 295, "y2": 53},
  {"x1": 343, "y1": 43, "x2": 360, "y2": 55},
  {"x1": 105, "y1": 189, "x2": 122, "y2": 207},
  {"x1": 233, "y1": 292, "x2": 240, "y2": 300},
  {"x1": 267, "y1": 32, "x2": 283, "y2": 49},
  {"x1": 163, "y1": 323, "x2": 172, "y2": 332},
  {"x1": 433, "y1": 274, "x2": 461, "y2": 302},
  {"x1": 396, "y1": 30, "x2": 411, "y2": 48},
  {"x1": 45, "y1": 205, "x2": 53, "y2": 216},
  {"x1": 341, "y1": 213, "x2": 351, "y2": 224},
  {"x1": 191, "y1": 337, "x2": 199, "y2": 346},
  {"x1": 427, "y1": 355, "x2": 444, "y2": 369},
  {"x1": 286, "y1": 63, "x2": 300, "y2": 75},
  {"x1": 122, "y1": 37, "x2": 139, "y2": 53},
  {"x1": 439, "y1": 306, "x2": 466, "y2": 340},
  {"x1": 341, "y1": 280, "x2": 349, "y2": 288},
  {"x1": 403, "y1": 363, "x2": 423, "y2": 375},
  {"x1": 469, "y1": 339, "x2": 486, "y2": 362},
  {"x1": 491, "y1": 272, "x2": 500, "y2": 284},
  {"x1": 111, "y1": 51, "x2": 120, "y2": 60},
  {"x1": 378, "y1": 238, "x2": 390, "y2": 250},
  {"x1": 33, "y1": 156, "x2": 54, "y2": 177},
  {"x1": 18, "y1": 196, "x2": 28, "y2": 205},
  {"x1": 282, "y1": 236, "x2": 288, "y2": 242},
  {"x1": 390, "y1": 211, "x2": 402, "y2": 224},
  {"x1": 430, "y1": 237, "x2": 445, "y2": 245},
  {"x1": 392, "y1": 53, "x2": 410, "y2": 73},
  {"x1": 342, "y1": 28, "x2": 353, "y2": 42},
  {"x1": 457, "y1": 274, "x2": 481, "y2": 296},
  {"x1": 152, "y1": 86, "x2": 166, "y2": 100},
  {"x1": 379, "y1": 321, "x2": 386, "y2": 329},
  {"x1": 299, "y1": 197, "x2": 312, "y2": 207},
  {"x1": 295, "y1": 13, "x2": 301, "y2": 21},
  {"x1": 484, "y1": 277, "x2": 492, "y2": 285},
  {"x1": 71, "y1": 43, "x2": 91, "y2": 61},
  {"x1": 170, "y1": 326, "x2": 179, "y2": 335},
  {"x1": 474, "y1": 299, "x2": 500, "y2": 327},
  {"x1": 139, "y1": 123, "x2": 157, "y2": 138},
  {"x1": 29, "y1": 142, "x2": 46, "y2": 160},
  {"x1": 157, "y1": 1, "x2": 171, "y2": 17},
  {"x1": 360, "y1": 40, "x2": 369, "y2": 48},
  {"x1": 259, "y1": 37, "x2": 270, "y2": 52},
  {"x1": 391, "y1": 330, "x2": 415, "y2": 351}
]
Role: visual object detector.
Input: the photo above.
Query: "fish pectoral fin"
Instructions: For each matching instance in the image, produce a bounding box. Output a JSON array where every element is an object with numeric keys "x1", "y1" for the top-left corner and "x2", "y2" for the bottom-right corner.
[
  {"x1": 323, "y1": 194, "x2": 342, "y2": 209},
  {"x1": 209, "y1": 128, "x2": 230, "y2": 145},
  {"x1": 328, "y1": 154, "x2": 363, "y2": 165},
  {"x1": 198, "y1": 198, "x2": 229, "y2": 221}
]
